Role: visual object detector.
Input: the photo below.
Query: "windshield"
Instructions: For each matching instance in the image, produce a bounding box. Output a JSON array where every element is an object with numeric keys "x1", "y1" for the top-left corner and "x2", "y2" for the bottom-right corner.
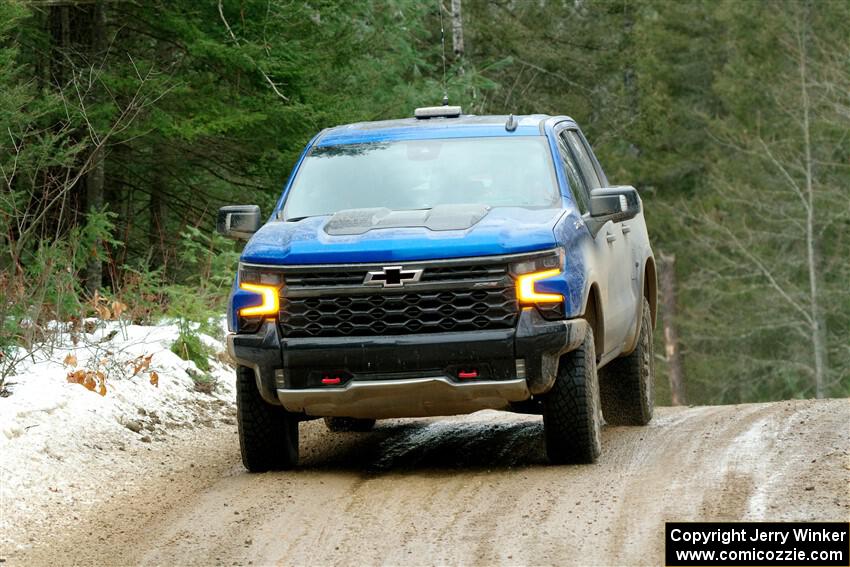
[{"x1": 281, "y1": 137, "x2": 560, "y2": 220}]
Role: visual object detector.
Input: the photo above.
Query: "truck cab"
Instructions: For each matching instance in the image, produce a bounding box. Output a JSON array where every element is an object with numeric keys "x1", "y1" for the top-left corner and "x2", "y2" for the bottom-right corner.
[{"x1": 219, "y1": 107, "x2": 657, "y2": 471}]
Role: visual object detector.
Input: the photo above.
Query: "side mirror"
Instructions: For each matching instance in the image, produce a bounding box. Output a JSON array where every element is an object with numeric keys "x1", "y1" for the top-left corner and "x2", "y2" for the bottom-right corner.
[
  {"x1": 589, "y1": 186, "x2": 641, "y2": 221},
  {"x1": 217, "y1": 205, "x2": 261, "y2": 240}
]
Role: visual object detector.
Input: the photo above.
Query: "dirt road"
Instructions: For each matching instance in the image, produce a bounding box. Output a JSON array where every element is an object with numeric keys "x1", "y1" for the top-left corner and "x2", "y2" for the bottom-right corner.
[{"x1": 10, "y1": 399, "x2": 849, "y2": 566}]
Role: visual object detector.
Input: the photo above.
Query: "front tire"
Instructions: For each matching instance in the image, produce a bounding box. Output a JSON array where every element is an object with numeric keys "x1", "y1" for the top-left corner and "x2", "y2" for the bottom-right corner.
[
  {"x1": 323, "y1": 417, "x2": 377, "y2": 432},
  {"x1": 236, "y1": 365, "x2": 299, "y2": 472},
  {"x1": 599, "y1": 298, "x2": 655, "y2": 425},
  {"x1": 542, "y1": 326, "x2": 602, "y2": 464}
]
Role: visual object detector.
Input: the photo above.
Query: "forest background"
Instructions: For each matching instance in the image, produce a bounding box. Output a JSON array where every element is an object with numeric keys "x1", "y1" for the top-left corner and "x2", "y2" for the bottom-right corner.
[{"x1": 1, "y1": 0, "x2": 848, "y2": 404}]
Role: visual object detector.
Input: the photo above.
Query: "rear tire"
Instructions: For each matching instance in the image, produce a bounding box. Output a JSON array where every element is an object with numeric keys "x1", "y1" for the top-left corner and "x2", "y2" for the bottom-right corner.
[
  {"x1": 599, "y1": 298, "x2": 655, "y2": 425},
  {"x1": 542, "y1": 326, "x2": 602, "y2": 464},
  {"x1": 323, "y1": 417, "x2": 377, "y2": 432},
  {"x1": 236, "y1": 365, "x2": 299, "y2": 472}
]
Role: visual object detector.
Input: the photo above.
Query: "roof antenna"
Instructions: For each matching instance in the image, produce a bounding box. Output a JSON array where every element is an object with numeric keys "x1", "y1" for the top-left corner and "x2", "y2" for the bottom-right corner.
[
  {"x1": 438, "y1": 0, "x2": 449, "y2": 106},
  {"x1": 505, "y1": 113, "x2": 518, "y2": 132}
]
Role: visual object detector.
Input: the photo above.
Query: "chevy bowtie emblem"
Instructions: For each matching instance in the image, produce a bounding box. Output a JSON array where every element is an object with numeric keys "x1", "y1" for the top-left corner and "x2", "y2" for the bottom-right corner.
[{"x1": 364, "y1": 266, "x2": 423, "y2": 287}]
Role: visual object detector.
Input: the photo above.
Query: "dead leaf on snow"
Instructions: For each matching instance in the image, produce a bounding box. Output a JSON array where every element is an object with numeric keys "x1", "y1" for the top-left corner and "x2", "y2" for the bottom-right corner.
[
  {"x1": 63, "y1": 353, "x2": 77, "y2": 367},
  {"x1": 149, "y1": 371, "x2": 159, "y2": 387},
  {"x1": 66, "y1": 369, "x2": 86, "y2": 384},
  {"x1": 132, "y1": 354, "x2": 153, "y2": 376},
  {"x1": 82, "y1": 374, "x2": 96, "y2": 391}
]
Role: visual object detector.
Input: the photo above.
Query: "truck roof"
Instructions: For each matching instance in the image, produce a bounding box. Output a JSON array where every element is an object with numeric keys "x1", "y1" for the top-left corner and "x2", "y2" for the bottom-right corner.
[{"x1": 316, "y1": 114, "x2": 571, "y2": 147}]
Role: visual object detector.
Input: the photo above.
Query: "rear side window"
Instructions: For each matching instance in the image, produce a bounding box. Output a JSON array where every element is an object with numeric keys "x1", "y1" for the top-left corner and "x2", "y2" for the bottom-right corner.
[
  {"x1": 555, "y1": 135, "x2": 589, "y2": 214},
  {"x1": 564, "y1": 130, "x2": 602, "y2": 190}
]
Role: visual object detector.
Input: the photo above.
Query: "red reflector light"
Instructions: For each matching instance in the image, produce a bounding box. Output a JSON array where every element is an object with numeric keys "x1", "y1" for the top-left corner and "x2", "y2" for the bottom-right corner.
[
  {"x1": 321, "y1": 376, "x2": 341, "y2": 385},
  {"x1": 458, "y1": 370, "x2": 478, "y2": 379}
]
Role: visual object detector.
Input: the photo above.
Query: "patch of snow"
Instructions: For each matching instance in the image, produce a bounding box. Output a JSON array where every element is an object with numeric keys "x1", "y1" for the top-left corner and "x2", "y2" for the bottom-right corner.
[{"x1": 0, "y1": 319, "x2": 236, "y2": 552}]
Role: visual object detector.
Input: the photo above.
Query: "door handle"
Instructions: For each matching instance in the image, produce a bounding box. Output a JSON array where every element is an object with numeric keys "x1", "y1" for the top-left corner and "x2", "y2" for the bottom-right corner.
[
  {"x1": 622, "y1": 223, "x2": 631, "y2": 234},
  {"x1": 606, "y1": 231, "x2": 617, "y2": 243}
]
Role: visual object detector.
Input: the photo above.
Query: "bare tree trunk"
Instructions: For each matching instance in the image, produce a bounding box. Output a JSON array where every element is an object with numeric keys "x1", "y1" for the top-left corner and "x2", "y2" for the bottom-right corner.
[
  {"x1": 149, "y1": 40, "x2": 171, "y2": 270},
  {"x1": 797, "y1": 9, "x2": 827, "y2": 399},
  {"x1": 621, "y1": 2, "x2": 639, "y2": 158},
  {"x1": 622, "y1": 2, "x2": 637, "y2": 115},
  {"x1": 60, "y1": 6, "x2": 70, "y2": 56},
  {"x1": 84, "y1": 146, "x2": 104, "y2": 294},
  {"x1": 83, "y1": 0, "x2": 107, "y2": 295},
  {"x1": 659, "y1": 252, "x2": 687, "y2": 406},
  {"x1": 149, "y1": 165, "x2": 167, "y2": 269},
  {"x1": 450, "y1": 0, "x2": 464, "y2": 63}
]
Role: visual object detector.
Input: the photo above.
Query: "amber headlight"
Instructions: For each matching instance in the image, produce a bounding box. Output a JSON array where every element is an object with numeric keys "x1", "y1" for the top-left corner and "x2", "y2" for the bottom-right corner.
[
  {"x1": 235, "y1": 265, "x2": 284, "y2": 332},
  {"x1": 516, "y1": 269, "x2": 563, "y2": 303},
  {"x1": 238, "y1": 282, "x2": 280, "y2": 316},
  {"x1": 510, "y1": 251, "x2": 566, "y2": 318}
]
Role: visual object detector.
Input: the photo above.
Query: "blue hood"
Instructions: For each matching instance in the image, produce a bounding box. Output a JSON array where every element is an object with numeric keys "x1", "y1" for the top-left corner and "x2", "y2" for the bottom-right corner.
[{"x1": 241, "y1": 207, "x2": 563, "y2": 265}]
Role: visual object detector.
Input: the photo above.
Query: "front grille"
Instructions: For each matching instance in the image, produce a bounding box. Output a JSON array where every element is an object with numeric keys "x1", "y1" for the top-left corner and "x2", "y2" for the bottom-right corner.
[
  {"x1": 284, "y1": 264, "x2": 507, "y2": 290},
  {"x1": 277, "y1": 258, "x2": 519, "y2": 338},
  {"x1": 280, "y1": 288, "x2": 517, "y2": 337}
]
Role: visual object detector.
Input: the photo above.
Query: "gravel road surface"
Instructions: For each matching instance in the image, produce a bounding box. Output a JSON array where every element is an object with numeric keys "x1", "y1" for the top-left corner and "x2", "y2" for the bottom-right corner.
[{"x1": 8, "y1": 398, "x2": 849, "y2": 566}]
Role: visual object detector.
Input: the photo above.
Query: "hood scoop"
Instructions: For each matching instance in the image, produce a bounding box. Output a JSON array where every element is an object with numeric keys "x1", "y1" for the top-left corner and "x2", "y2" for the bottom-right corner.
[{"x1": 324, "y1": 204, "x2": 491, "y2": 236}]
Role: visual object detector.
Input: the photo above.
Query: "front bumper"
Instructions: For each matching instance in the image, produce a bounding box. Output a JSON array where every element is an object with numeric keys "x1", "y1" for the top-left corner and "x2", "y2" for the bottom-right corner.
[
  {"x1": 279, "y1": 376, "x2": 531, "y2": 419},
  {"x1": 227, "y1": 309, "x2": 587, "y2": 419}
]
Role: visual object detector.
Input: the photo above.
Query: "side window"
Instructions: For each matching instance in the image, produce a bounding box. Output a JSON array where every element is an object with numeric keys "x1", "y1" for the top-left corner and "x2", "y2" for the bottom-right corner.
[
  {"x1": 576, "y1": 131, "x2": 607, "y2": 186},
  {"x1": 564, "y1": 130, "x2": 602, "y2": 190},
  {"x1": 555, "y1": 134, "x2": 589, "y2": 214}
]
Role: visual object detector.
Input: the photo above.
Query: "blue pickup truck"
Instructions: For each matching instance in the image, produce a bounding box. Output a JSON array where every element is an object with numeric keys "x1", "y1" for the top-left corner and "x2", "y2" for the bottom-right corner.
[{"x1": 218, "y1": 106, "x2": 657, "y2": 471}]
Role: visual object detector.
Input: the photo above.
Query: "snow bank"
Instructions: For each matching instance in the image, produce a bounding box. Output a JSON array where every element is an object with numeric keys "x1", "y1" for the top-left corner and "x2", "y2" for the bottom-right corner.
[{"x1": 0, "y1": 319, "x2": 236, "y2": 551}]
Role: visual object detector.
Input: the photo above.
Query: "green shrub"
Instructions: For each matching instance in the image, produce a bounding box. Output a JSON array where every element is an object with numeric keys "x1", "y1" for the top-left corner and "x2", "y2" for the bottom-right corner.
[
  {"x1": 170, "y1": 319, "x2": 212, "y2": 372},
  {"x1": 1, "y1": 209, "x2": 119, "y2": 383},
  {"x1": 107, "y1": 263, "x2": 166, "y2": 325}
]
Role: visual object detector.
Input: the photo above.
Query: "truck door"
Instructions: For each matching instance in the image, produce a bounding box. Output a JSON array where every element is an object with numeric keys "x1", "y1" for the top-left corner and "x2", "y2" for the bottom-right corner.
[
  {"x1": 555, "y1": 130, "x2": 611, "y2": 356},
  {"x1": 561, "y1": 129, "x2": 637, "y2": 356}
]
